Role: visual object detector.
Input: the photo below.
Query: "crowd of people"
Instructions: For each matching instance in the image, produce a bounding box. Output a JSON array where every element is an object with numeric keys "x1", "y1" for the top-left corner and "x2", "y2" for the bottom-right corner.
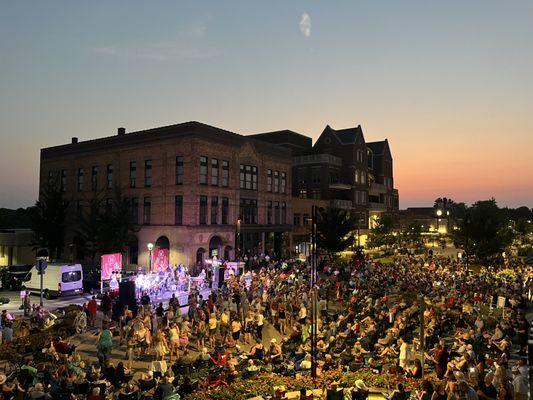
[{"x1": 0, "y1": 254, "x2": 530, "y2": 399}]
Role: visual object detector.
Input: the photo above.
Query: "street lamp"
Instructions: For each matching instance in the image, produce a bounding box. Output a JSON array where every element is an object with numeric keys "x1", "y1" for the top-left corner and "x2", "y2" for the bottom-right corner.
[
  {"x1": 147, "y1": 243, "x2": 154, "y2": 272},
  {"x1": 236, "y1": 218, "x2": 241, "y2": 260},
  {"x1": 436, "y1": 209, "x2": 443, "y2": 234}
]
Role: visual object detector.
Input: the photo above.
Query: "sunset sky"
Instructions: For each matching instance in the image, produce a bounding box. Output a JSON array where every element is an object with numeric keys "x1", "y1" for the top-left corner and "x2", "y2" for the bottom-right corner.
[{"x1": 1, "y1": 1, "x2": 532, "y2": 209}]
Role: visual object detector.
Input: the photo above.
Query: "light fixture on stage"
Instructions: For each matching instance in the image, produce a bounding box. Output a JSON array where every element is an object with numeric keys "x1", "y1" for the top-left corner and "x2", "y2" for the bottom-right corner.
[{"x1": 147, "y1": 242, "x2": 154, "y2": 271}]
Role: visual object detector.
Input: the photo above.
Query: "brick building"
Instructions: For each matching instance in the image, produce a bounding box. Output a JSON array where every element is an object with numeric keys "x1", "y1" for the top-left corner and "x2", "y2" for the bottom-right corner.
[
  {"x1": 40, "y1": 122, "x2": 292, "y2": 269},
  {"x1": 251, "y1": 125, "x2": 399, "y2": 249}
]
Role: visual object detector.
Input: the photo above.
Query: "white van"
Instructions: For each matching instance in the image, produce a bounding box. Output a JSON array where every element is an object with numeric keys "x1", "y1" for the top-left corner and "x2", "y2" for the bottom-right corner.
[{"x1": 24, "y1": 263, "x2": 83, "y2": 299}]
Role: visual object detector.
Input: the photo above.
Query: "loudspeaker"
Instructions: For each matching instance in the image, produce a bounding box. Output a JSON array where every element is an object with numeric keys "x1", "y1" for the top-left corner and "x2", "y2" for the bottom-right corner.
[{"x1": 118, "y1": 280, "x2": 137, "y2": 316}]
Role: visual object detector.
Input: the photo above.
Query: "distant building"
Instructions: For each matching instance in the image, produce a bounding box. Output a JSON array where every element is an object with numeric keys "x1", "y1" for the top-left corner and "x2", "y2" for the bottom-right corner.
[
  {"x1": 251, "y1": 124, "x2": 399, "y2": 249},
  {"x1": 0, "y1": 229, "x2": 35, "y2": 266},
  {"x1": 40, "y1": 122, "x2": 292, "y2": 268}
]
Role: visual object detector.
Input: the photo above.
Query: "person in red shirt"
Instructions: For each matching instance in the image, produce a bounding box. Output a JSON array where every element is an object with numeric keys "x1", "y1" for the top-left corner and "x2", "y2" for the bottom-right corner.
[{"x1": 87, "y1": 296, "x2": 98, "y2": 327}]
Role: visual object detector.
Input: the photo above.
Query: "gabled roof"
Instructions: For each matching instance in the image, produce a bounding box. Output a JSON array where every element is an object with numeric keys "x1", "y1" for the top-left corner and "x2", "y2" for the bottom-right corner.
[
  {"x1": 323, "y1": 125, "x2": 364, "y2": 144},
  {"x1": 366, "y1": 140, "x2": 388, "y2": 155}
]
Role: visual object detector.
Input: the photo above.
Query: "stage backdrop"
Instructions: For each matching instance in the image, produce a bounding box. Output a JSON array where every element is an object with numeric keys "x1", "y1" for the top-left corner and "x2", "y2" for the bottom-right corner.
[
  {"x1": 101, "y1": 253, "x2": 122, "y2": 280},
  {"x1": 152, "y1": 248, "x2": 169, "y2": 273}
]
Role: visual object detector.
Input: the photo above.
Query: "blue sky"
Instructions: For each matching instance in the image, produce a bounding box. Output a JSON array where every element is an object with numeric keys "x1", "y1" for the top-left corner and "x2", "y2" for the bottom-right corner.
[{"x1": 1, "y1": 1, "x2": 532, "y2": 208}]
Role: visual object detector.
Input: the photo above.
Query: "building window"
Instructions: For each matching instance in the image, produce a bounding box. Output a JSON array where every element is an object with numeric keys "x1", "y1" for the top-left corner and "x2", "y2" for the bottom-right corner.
[
  {"x1": 106, "y1": 164, "x2": 113, "y2": 189},
  {"x1": 361, "y1": 172, "x2": 366, "y2": 185},
  {"x1": 221, "y1": 160, "x2": 229, "y2": 187},
  {"x1": 367, "y1": 150, "x2": 374, "y2": 169},
  {"x1": 199, "y1": 195, "x2": 207, "y2": 225},
  {"x1": 77, "y1": 168, "x2": 84, "y2": 192},
  {"x1": 293, "y1": 213, "x2": 301, "y2": 226},
  {"x1": 75, "y1": 200, "x2": 83, "y2": 217},
  {"x1": 105, "y1": 198, "x2": 113, "y2": 213},
  {"x1": 174, "y1": 195, "x2": 183, "y2": 225},
  {"x1": 211, "y1": 159, "x2": 219, "y2": 186},
  {"x1": 199, "y1": 156, "x2": 208, "y2": 185},
  {"x1": 298, "y1": 189, "x2": 307, "y2": 199},
  {"x1": 273, "y1": 171, "x2": 279, "y2": 193},
  {"x1": 131, "y1": 197, "x2": 139, "y2": 224},
  {"x1": 267, "y1": 201, "x2": 273, "y2": 225},
  {"x1": 267, "y1": 169, "x2": 272, "y2": 192},
  {"x1": 175, "y1": 156, "x2": 184, "y2": 185},
  {"x1": 239, "y1": 164, "x2": 257, "y2": 190},
  {"x1": 129, "y1": 161, "x2": 137, "y2": 188},
  {"x1": 91, "y1": 166, "x2": 98, "y2": 191},
  {"x1": 280, "y1": 172, "x2": 286, "y2": 193},
  {"x1": 144, "y1": 160, "x2": 152, "y2": 187},
  {"x1": 60, "y1": 169, "x2": 67, "y2": 192},
  {"x1": 143, "y1": 197, "x2": 151, "y2": 224},
  {"x1": 239, "y1": 198, "x2": 257, "y2": 224},
  {"x1": 47, "y1": 170, "x2": 58, "y2": 186},
  {"x1": 274, "y1": 201, "x2": 280, "y2": 224},
  {"x1": 221, "y1": 197, "x2": 229, "y2": 224},
  {"x1": 311, "y1": 166, "x2": 321, "y2": 186},
  {"x1": 281, "y1": 202, "x2": 286, "y2": 224},
  {"x1": 303, "y1": 213, "x2": 310, "y2": 226},
  {"x1": 211, "y1": 196, "x2": 218, "y2": 224},
  {"x1": 354, "y1": 170, "x2": 359, "y2": 184},
  {"x1": 311, "y1": 188, "x2": 321, "y2": 199}
]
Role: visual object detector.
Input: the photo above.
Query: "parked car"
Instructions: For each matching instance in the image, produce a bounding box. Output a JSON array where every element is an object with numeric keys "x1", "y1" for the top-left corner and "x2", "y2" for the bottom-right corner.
[{"x1": 0, "y1": 264, "x2": 32, "y2": 290}]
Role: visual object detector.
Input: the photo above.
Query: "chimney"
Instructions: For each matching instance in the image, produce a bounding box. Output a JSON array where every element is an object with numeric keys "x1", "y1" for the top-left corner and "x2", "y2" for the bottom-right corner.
[
  {"x1": 117, "y1": 127, "x2": 126, "y2": 136},
  {"x1": 71, "y1": 137, "x2": 78, "y2": 144}
]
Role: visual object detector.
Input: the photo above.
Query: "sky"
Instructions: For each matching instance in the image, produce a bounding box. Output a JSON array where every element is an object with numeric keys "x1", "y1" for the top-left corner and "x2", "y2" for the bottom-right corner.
[{"x1": 0, "y1": 1, "x2": 532, "y2": 209}]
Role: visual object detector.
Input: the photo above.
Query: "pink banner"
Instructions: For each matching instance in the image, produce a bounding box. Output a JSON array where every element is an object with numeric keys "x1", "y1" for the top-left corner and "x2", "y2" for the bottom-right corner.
[
  {"x1": 152, "y1": 248, "x2": 169, "y2": 273},
  {"x1": 101, "y1": 253, "x2": 122, "y2": 280}
]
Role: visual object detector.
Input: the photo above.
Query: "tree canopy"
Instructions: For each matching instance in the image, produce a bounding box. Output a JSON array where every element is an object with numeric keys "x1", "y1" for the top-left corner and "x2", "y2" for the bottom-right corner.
[
  {"x1": 450, "y1": 199, "x2": 514, "y2": 260},
  {"x1": 29, "y1": 177, "x2": 69, "y2": 260},
  {"x1": 316, "y1": 207, "x2": 356, "y2": 256}
]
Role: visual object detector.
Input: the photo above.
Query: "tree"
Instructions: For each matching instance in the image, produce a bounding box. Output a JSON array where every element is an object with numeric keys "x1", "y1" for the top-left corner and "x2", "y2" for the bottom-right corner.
[
  {"x1": 29, "y1": 177, "x2": 69, "y2": 261},
  {"x1": 367, "y1": 215, "x2": 396, "y2": 250},
  {"x1": 316, "y1": 207, "x2": 356, "y2": 257},
  {"x1": 76, "y1": 187, "x2": 138, "y2": 262},
  {"x1": 450, "y1": 199, "x2": 514, "y2": 261},
  {"x1": 401, "y1": 222, "x2": 423, "y2": 247},
  {"x1": 75, "y1": 194, "x2": 104, "y2": 264}
]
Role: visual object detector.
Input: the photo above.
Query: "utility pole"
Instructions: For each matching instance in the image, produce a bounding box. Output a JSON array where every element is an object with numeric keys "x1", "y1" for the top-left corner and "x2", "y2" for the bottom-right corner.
[
  {"x1": 310, "y1": 205, "x2": 318, "y2": 380},
  {"x1": 419, "y1": 294, "x2": 425, "y2": 377}
]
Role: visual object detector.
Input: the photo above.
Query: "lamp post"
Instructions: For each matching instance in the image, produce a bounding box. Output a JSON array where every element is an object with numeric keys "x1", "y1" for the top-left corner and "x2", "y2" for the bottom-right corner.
[
  {"x1": 236, "y1": 218, "x2": 241, "y2": 261},
  {"x1": 147, "y1": 243, "x2": 154, "y2": 272},
  {"x1": 310, "y1": 205, "x2": 318, "y2": 380}
]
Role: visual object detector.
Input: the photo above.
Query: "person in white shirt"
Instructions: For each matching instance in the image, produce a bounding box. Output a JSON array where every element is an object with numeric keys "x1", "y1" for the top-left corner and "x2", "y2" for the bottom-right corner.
[
  {"x1": 398, "y1": 337, "x2": 409, "y2": 369},
  {"x1": 511, "y1": 366, "x2": 528, "y2": 400}
]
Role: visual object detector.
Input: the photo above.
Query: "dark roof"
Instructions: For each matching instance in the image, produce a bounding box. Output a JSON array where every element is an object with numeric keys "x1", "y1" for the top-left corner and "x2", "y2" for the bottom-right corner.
[
  {"x1": 323, "y1": 125, "x2": 364, "y2": 144},
  {"x1": 366, "y1": 140, "x2": 387, "y2": 154},
  {"x1": 41, "y1": 121, "x2": 291, "y2": 159}
]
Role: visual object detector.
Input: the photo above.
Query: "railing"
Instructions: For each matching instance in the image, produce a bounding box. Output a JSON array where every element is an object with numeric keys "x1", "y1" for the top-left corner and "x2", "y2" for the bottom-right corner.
[
  {"x1": 293, "y1": 153, "x2": 342, "y2": 166},
  {"x1": 331, "y1": 199, "x2": 353, "y2": 209}
]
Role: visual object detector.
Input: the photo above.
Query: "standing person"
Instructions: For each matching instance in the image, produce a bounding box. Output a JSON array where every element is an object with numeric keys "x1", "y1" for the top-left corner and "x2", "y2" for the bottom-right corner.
[
  {"x1": 231, "y1": 315, "x2": 242, "y2": 345},
  {"x1": 208, "y1": 313, "x2": 218, "y2": 348},
  {"x1": 140, "y1": 292, "x2": 151, "y2": 315},
  {"x1": 244, "y1": 311, "x2": 255, "y2": 344},
  {"x1": 23, "y1": 292, "x2": 31, "y2": 317},
  {"x1": 511, "y1": 366, "x2": 528, "y2": 400},
  {"x1": 433, "y1": 341, "x2": 449, "y2": 380},
  {"x1": 398, "y1": 337, "x2": 409, "y2": 369},
  {"x1": 101, "y1": 293, "x2": 112, "y2": 321},
  {"x1": 87, "y1": 296, "x2": 98, "y2": 328},
  {"x1": 255, "y1": 311, "x2": 264, "y2": 340},
  {"x1": 96, "y1": 324, "x2": 113, "y2": 365}
]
